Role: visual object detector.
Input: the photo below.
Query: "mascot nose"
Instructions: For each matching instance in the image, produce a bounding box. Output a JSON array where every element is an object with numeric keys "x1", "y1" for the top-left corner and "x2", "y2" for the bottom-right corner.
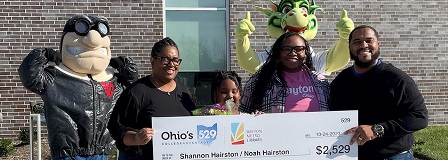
[{"x1": 82, "y1": 30, "x2": 103, "y2": 48}]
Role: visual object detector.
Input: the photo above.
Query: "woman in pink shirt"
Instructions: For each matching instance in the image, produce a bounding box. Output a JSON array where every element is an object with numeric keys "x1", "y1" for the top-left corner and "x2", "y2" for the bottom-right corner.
[{"x1": 239, "y1": 32, "x2": 330, "y2": 113}]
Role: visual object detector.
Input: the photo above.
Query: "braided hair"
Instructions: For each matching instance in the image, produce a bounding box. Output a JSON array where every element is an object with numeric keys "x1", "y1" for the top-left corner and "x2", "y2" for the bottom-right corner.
[
  {"x1": 151, "y1": 37, "x2": 178, "y2": 58},
  {"x1": 210, "y1": 71, "x2": 243, "y2": 104}
]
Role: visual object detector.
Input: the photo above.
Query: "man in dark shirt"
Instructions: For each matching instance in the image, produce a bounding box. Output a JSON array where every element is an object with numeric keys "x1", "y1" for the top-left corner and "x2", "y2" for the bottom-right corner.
[{"x1": 330, "y1": 25, "x2": 428, "y2": 160}]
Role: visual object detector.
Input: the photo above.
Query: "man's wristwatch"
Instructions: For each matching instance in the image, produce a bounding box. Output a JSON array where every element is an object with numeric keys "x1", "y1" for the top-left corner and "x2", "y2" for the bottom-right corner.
[{"x1": 372, "y1": 124, "x2": 384, "y2": 137}]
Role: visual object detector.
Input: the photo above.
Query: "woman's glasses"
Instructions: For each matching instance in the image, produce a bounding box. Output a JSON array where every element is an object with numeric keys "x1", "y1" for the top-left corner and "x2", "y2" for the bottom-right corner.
[
  {"x1": 281, "y1": 46, "x2": 306, "y2": 54},
  {"x1": 154, "y1": 56, "x2": 182, "y2": 66}
]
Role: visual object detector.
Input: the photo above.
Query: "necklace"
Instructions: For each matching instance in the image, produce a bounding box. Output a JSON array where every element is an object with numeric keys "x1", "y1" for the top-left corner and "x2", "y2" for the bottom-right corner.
[{"x1": 151, "y1": 76, "x2": 172, "y2": 96}]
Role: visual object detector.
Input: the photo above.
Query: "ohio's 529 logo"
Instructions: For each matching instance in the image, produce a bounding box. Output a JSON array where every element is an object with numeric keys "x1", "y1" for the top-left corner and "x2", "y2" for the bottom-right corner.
[
  {"x1": 341, "y1": 118, "x2": 351, "y2": 123},
  {"x1": 197, "y1": 123, "x2": 218, "y2": 145}
]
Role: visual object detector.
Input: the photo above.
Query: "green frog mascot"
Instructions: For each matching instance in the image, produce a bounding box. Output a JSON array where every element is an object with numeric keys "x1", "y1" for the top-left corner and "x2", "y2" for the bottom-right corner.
[
  {"x1": 236, "y1": 0, "x2": 354, "y2": 75},
  {"x1": 18, "y1": 15, "x2": 138, "y2": 159}
]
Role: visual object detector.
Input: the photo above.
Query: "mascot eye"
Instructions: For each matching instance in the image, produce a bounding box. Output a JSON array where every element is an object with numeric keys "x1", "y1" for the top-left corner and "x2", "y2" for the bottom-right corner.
[
  {"x1": 301, "y1": 7, "x2": 308, "y2": 14},
  {"x1": 98, "y1": 22, "x2": 109, "y2": 36},
  {"x1": 282, "y1": 6, "x2": 292, "y2": 14},
  {"x1": 75, "y1": 20, "x2": 90, "y2": 35}
]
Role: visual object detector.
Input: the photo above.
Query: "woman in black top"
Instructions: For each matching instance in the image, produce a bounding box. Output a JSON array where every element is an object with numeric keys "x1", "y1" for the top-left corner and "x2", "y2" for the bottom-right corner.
[{"x1": 107, "y1": 37, "x2": 196, "y2": 160}]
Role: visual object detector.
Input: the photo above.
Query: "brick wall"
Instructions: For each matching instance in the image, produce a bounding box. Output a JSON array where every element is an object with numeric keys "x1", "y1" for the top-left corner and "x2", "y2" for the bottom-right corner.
[
  {"x1": 0, "y1": 0, "x2": 446, "y2": 140},
  {"x1": 0, "y1": 0, "x2": 165, "y2": 140}
]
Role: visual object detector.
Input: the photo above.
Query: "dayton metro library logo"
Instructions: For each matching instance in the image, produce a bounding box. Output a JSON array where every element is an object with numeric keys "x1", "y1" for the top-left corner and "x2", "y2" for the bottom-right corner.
[{"x1": 231, "y1": 123, "x2": 244, "y2": 145}]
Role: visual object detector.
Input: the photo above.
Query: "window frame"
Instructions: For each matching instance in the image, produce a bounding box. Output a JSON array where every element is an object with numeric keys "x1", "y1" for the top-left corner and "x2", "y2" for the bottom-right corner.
[{"x1": 162, "y1": 0, "x2": 231, "y2": 71}]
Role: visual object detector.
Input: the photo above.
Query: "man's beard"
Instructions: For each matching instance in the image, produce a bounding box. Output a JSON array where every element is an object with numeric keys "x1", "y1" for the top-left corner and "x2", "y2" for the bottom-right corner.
[{"x1": 350, "y1": 48, "x2": 380, "y2": 68}]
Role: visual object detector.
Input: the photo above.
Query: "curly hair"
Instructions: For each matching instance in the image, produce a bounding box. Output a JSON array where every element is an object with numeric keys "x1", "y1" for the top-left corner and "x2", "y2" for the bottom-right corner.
[
  {"x1": 249, "y1": 32, "x2": 314, "y2": 111},
  {"x1": 210, "y1": 70, "x2": 242, "y2": 104}
]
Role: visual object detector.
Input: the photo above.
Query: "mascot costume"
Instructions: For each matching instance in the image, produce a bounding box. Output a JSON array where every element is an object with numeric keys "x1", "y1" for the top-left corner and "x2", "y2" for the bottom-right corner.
[
  {"x1": 236, "y1": 0, "x2": 354, "y2": 75},
  {"x1": 18, "y1": 15, "x2": 138, "y2": 159}
]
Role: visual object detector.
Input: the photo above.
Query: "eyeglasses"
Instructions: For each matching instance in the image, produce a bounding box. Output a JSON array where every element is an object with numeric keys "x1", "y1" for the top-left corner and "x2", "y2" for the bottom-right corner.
[
  {"x1": 281, "y1": 46, "x2": 306, "y2": 54},
  {"x1": 153, "y1": 56, "x2": 182, "y2": 66},
  {"x1": 351, "y1": 39, "x2": 377, "y2": 46}
]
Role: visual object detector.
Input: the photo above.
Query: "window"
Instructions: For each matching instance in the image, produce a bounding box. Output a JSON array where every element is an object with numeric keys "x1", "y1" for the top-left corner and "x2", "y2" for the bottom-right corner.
[{"x1": 164, "y1": 0, "x2": 230, "y2": 106}]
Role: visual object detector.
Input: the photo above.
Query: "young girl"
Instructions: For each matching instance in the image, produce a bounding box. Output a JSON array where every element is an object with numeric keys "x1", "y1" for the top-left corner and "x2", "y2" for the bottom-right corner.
[{"x1": 210, "y1": 71, "x2": 242, "y2": 115}]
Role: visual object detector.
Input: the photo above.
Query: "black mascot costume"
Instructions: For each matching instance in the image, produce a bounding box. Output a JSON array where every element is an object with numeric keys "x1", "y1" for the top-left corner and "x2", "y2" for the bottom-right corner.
[{"x1": 19, "y1": 15, "x2": 138, "y2": 159}]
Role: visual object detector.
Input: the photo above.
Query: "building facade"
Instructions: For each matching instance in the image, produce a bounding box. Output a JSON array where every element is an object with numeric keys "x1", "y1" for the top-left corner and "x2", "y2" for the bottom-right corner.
[{"x1": 0, "y1": 0, "x2": 447, "y2": 140}]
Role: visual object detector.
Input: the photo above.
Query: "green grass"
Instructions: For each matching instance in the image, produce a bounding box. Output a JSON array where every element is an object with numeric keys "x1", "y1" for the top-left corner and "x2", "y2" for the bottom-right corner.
[{"x1": 413, "y1": 125, "x2": 448, "y2": 160}]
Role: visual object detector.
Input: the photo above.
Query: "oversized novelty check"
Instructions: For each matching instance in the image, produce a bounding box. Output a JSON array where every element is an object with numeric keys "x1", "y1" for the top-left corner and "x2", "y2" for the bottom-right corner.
[{"x1": 152, "y1": 110, "x2": 358, "y2": 160}]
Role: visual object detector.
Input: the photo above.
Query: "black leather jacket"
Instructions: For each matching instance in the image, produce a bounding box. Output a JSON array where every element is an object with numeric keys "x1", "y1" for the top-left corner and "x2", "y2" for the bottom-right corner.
[{"x1": 18, "y1": 49, "x2": 138, "y2": 158}]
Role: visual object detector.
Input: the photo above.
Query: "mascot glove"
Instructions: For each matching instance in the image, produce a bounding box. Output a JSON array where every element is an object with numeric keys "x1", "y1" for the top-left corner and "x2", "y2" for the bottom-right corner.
[
  {"x1": 110, "y1": 56, "x2": 138, "y2": 73},
  {"x1": 43, "y1": 48, "x2": 62, "y2": 65},
  {"x1": 336, "y1": 9, "x2": 354, "y2": 40},
  {"x1": 235, "y1": 12, "x2": 255, "y2": 40}
]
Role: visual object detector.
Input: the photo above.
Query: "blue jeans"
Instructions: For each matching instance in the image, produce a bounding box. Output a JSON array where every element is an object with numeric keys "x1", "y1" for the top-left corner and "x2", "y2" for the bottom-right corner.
[
  {"x1": 386, "y1": 149, "x2": 414, "y2": 160},
  {"x1": 54, "y1": 154, "x2": 108, "y2": 160},
  {"x1": 118, "y1": 151, "x2": 140, "y2": 160}
]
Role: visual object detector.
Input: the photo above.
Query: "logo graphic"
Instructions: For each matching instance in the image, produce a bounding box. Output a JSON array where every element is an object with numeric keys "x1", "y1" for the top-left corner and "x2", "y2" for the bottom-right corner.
[
  {"x1": 230, "y1": 123, "x2": 244, "y2": 145},
  {"x1": 197, "y1": 123, "x2": 217, "y2": 145},
  {"x1": 100, "y1": 82, "x2": 115, "y2": 98}
]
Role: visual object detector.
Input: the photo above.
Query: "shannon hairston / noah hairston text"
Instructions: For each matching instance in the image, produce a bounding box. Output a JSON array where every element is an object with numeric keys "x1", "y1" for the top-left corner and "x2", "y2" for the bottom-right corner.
[
  {"x1": 243, "y1": 149, "x2": 290, "y2": 156},
  {"x1": 179, "y1": 150, "x2": 290, "y2": 159},
  {"x1": 180, "y1": 152, "x2": 239, "y2": 159}
]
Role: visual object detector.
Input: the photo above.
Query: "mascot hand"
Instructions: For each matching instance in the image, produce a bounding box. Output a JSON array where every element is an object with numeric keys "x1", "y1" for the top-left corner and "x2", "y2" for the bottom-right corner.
[
  {"x1": 336, "y1": 9, "x2": 354, "y2": 40},
  {"x1": 110, "y1": 56, "x2": 126, "y2": 69},
  {"x1": 43, "y1": 48, "x2": 62, "y2": 65},
  {"x1": 110, "y1": 56, "x2": 137, "y2": 72},
  {"x1": 235, "y1": 12, "x2": 255, "y2": 40}
]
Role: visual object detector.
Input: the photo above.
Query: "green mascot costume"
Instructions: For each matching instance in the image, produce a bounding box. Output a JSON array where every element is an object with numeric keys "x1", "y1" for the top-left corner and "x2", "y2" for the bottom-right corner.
[
  {"x1": 236, "y1": 0, "x2": 354, "y2": 75},
  {"x1": 18, "y1": 15, "x2": 138, "y2": 159}
]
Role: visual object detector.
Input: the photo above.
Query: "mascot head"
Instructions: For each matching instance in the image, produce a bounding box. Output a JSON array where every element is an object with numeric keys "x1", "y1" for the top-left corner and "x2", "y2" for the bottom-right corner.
[
  {"x1": 259, "y1": 0, "x2": 321, "y2": 41},
  {"x1": 60, "y1": 15, "x2": 112, "y2": 74}
]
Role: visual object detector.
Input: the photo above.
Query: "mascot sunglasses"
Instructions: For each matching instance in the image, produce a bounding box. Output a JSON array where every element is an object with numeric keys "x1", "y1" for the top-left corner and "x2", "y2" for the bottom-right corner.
[{"x1": 63, "y1": 15, "x2": 110, "y2": 37}]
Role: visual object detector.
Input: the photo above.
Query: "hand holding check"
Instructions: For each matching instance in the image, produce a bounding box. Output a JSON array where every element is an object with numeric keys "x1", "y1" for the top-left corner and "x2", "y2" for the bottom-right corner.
[
  {"x1": 344, "y1": 125, "x2": 377, "y2": 146},
  {"x1": 135, "y1": 128, "x2": 155, "y2": 145},
  {"x1": 123, "y1": 128, "x2": 155, "y2": 146}
]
